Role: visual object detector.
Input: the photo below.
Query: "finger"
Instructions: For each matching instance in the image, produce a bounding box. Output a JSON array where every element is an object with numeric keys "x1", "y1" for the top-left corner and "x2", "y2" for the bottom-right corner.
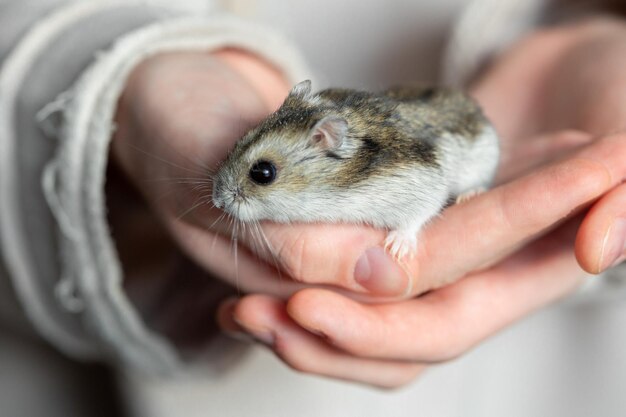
[
  {"x1": 163, "y1": 216, "x2": 303, "y2": 297},
  {"x1": 254, "y1": 222, "x2": 393, "y2": 294},
  {"x1": 165, "y1": 216, "x2": 390, "y2": 300},
  {"x1": 407, "y1": 138, "x2": 609, "y2": 293},
  {"x1": 223, "y1": 294, "x2": 425, "y2": 389},
  {"x1": 287, "y1": 217, "x2": 587, "y2": 362},
  {"x1": 576, "y1": 182, "x2": 626, "y2": 273},
  {"x1": 238, "y1": 134, "x2": 624, "y2": 297}
]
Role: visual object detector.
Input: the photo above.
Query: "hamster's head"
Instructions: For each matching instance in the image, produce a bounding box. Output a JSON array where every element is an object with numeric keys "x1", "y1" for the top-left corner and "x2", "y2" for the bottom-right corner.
[{"x1": 212, "y1": 80, "x2": 354, "y2": 222}]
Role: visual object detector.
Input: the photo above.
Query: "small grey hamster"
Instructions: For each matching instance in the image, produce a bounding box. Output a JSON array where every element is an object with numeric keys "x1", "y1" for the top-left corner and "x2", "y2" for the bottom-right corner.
[{"x1": 212, "y1": 80, "x2": 499, "y2": 259}]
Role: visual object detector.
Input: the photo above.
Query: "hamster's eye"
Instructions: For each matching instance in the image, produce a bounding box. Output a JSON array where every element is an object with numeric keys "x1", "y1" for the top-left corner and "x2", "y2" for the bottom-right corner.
[{"x1": 249, "y1": 160, "x2": 277, "y2": 185}]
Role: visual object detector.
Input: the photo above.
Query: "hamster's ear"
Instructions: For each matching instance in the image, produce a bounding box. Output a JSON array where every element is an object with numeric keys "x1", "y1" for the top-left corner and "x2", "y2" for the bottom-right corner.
[
  {"x1": 309, "y1": 116, "x2": 348, "y2": 149},
  {"x1": 288, "y1": 80, "x2": 312, "y2": 99}
]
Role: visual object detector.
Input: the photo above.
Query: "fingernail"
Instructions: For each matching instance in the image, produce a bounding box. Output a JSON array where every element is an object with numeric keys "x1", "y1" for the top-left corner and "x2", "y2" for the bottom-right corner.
[
  {"x1": 223, "y1": 329, "x2": 256, "y2": 344},
  {"x1": 600, "y1": 218, "x2": 626, "y2": 271},
  {"x1": 217, "y1": 297, "x2": 242, "y2": 331},
  {"x1": 250, "y1": 329, "x2": 275, "y2": 346},
  {"x1": 216, "y1": 298, "x2": 250, "y2": 343},
  {"x1": 218, "y1": 298, "x2": 275, "y2": 346},
  {"x1": 232, "y1": 317, "x2": 275, "y2": 346},
  {"x1": 354, "y1": 247, "x2": 410, "y2": 296}
]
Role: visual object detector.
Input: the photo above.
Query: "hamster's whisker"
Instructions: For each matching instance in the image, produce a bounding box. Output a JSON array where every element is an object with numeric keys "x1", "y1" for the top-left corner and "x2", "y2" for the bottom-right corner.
[
  {"x1": 139, "y1": 175, "x2": 214, "y2": 197},
  {"x1": 152, "y1": 186, "x2": 180, "y2": 206},
  {"x1": 124, "y1": 142, "x2": 209, "y2": 177},
  {"x1": 175, "y1": 195, "x2": 212, "y2": 222},
  {"x1": 189, "y1": 184, "x2": 213, "y2": 194},
  {"x1": 207, "y1": 210, "x2": 228, "y2": 231},
  {"x1": 143, "y1": 177, "x2": 211, "y2": 184},
  {"x1": 132, "y1": 131, "x2": 218, "y2": 175},
  {"x1": 232, "y1": 207, "x2": 241, "y2": 295},
  {"x1": 248, "y1": 221, "x2": 269, "y2": 270},
  {"x1": 146, "y1": 178, "x2": 212, "y2": 207},
  {"x1": 226, "y1": 209, "x2": 237, "y2": 289},
  {"x1": 252, "y1": 220, "x2": 286, "y2": 284},
  {"x1": 244, "y1": 220, "x2": 260, "y2": 259},
  {"x1": 209, "y1": 212, "x2": 228, "y2": 256}
]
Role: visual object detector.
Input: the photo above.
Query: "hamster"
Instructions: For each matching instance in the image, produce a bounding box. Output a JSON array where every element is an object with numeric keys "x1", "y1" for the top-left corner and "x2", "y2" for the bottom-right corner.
[{"x1": 212, "y1": 80, "x2": 499, "y2": 259}]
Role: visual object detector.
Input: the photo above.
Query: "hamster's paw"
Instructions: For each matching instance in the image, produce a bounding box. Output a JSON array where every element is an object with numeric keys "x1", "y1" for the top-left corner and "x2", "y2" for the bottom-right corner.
[
  {"x1": 455, "y1": 187, "x2": 487, "y2": 204},
  {"x1": 384, "y1": 229, "x2": 418, "y2": 261}
]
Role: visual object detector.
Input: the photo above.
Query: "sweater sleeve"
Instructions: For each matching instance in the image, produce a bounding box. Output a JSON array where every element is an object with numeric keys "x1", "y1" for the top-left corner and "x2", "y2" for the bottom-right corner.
[
  {"x1": 0, "y1": 0, "x2": 310, "y2": 373},
  {"x1": 442, "y1": 0, "x2": 547, "y2": 86},
  {"x1": 443, "y1": 0, "x2": 626, "y2": 86}
]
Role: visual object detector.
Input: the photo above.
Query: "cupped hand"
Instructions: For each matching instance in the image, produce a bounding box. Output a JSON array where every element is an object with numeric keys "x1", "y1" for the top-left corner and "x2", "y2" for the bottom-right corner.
[
  {"x1": 209, "y1": 18, "x2": 626, "y2": 298},
  {"x1": 218, "y1": 134, "x2": 626, "y2": 388},
  {"x1": 475, "y1": 17, "x2": 626, "y2": 274},
  {"x1": 112, "y1": 19, "x2": 626, "y2": 387},
  {"x1": 111, "y1": 39, "x2": 613, "y2": 301},
  {"x1": 217, "y1": 17, "x2": 626, "y2": 388},
  {"x1": 112, "y1": 49, "x2": 311, "y2": 296}
]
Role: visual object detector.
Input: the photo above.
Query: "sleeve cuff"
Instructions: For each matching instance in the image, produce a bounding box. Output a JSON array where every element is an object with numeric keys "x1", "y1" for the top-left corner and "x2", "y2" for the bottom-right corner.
[
  {"x1": 0, "y1": 0, "x2": 190, "y2": 363},
  {"x1": 443, "y1": 0, "x2": 548, "y2": 86}
]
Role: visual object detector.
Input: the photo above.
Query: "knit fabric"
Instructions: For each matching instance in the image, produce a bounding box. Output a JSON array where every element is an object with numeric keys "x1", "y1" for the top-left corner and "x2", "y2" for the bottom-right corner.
[
  {"x1": 0, "y1": 0, "x2": 308, "y2": 370},
  {"x1": 41, "y1": 15, "x2": 311, "y2": 372}
]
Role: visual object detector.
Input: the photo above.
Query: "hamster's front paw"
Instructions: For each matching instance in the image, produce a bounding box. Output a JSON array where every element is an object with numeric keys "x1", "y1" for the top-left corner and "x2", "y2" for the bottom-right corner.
[
  {"x1": 455, "y1": 187, "x2": 487, "y2": 204},
  {"x1": 384, "y1": 229, "x2": 418, "y2": 261}
]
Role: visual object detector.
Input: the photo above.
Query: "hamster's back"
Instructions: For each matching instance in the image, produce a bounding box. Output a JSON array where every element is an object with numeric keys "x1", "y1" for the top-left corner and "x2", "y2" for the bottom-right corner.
[{"x1": 384, "y1": 85, "x2": 489, "y2": 143}]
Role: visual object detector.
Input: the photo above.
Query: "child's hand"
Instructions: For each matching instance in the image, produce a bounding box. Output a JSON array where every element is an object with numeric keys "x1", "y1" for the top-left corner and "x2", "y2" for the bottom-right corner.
[{"x1": 218, "y1": 17, "x2": 626, "y2": 388}]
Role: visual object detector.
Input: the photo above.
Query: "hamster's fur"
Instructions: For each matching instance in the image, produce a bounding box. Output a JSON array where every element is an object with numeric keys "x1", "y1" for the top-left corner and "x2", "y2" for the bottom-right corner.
[{"x1": 213, "y1": 81, "x2": 499, "y2": 259}]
